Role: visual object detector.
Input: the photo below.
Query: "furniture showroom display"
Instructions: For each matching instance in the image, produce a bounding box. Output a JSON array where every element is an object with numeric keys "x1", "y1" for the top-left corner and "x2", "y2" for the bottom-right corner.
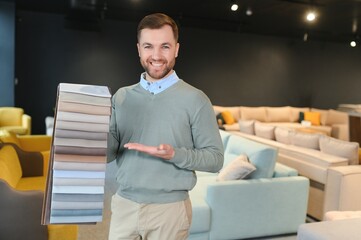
[
  {"x1": 0, "y1": 107, "x2": 31, "y2": 135},
  {"x1": 214, "y1": 105, "x2": 361, "y2": 221},
  {"x1": 0, "y1": 130, "x2": 77, "y2": 240},
  {"x1": 188, "y1": 130, "x2": 309, "y2": 240}
]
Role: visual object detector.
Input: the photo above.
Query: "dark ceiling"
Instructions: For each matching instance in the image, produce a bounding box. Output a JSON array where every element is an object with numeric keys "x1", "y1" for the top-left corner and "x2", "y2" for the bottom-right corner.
[{"x1": 14, "y1": 0, "x2": 361, "y2": 44}]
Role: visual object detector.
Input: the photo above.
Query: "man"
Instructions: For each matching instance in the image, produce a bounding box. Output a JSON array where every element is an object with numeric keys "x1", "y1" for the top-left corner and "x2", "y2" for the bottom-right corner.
[{"x1": 107, "y1": 13, "x2": 224, "y2": 240}]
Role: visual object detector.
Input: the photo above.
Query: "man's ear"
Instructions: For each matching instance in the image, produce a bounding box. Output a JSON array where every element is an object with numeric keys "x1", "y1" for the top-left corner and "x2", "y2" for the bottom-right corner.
[{"x1": 175, "y1": 43, "x2": 180, "y2": 58}]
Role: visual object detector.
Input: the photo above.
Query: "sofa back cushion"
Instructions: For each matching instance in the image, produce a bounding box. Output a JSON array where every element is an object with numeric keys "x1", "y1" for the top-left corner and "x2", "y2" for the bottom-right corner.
[
  {"x1": 224, "y1": 135, "x2": 277, "y2": 179},
  {"x1": 254, "y1": 122, "x2": 275, "y2": 140},
  {"x1": 325, "y1": 109, "x2": 348, "y2": 126},
  {"x1": 240, "y1": 107, "x2": 267, "y2": 122},
  {"x1": 275, "y1": 127, "x2": 293, "y2": 144},
  {"x1": 0, "y1": 145, "x2": 22, "y2": 188},
  {"x1": 319, "y1": 135, "x2": 359, "y2": 165},
  {"x1": 266, "y1": 107, "x2": 291, "y2": 122},
  {"x1": 238, "y1": 120, "x2": 255, "y2": 135},
  {"x1": 0, "y1": 107, "x2": 24, "y2": 127},
  {"x1": 290, "y1": 131, "x2": 321, "y2": 150},
  {"x1": 219, "y1": 130, "x2": 232, "y2": 149}
]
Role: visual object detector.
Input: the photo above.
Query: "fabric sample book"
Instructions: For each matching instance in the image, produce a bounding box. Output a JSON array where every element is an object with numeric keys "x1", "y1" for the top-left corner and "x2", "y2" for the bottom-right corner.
[{"x1": 42, "y1": 83, "x2": 111, "y2": 225}]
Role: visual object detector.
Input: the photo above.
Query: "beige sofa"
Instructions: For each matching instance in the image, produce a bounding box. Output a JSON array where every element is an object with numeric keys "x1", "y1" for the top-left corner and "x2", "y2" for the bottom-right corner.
[
  {"x1": 214, "y1": 106, "x2": 349, "y2": 141},
  {"x1": 214, "y1": 106, "x2": 361, "y2": 220}
]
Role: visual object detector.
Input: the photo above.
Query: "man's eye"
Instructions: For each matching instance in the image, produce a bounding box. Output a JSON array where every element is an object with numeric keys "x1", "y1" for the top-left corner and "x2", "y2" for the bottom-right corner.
[
  {"x1": 162, "y1": 45, "x2": 170, "y2": 49},
  {"x1": 144, "y1": 45, "x2": 152, "y2": 49}
]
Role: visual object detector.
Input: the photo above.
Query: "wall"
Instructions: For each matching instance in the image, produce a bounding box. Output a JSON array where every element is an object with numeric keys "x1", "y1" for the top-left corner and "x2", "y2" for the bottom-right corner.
[
  {"x1": 0, "y1": 1, "x2": 15, "y2": 107},
  {"x1": 15, "y1": 11, "x2": 361, "y2": 134}
]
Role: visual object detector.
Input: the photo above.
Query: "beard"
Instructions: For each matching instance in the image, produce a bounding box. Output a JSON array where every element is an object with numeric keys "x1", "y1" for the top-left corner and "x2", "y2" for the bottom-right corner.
[{"x1": 140, "y1": 57, "x2": 176, "y2": 80}]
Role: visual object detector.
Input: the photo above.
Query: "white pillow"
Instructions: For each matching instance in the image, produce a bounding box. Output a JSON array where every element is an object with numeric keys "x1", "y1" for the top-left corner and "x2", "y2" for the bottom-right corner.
[
  {"x1": 254, "y1": 122, "x2": 275, "y2": 140},
  {"x1": 238, "y1": 120, "x2": 255, "y2": 135},
  {"x1": 217, "y1": 154, "x2": 256, "y2": 181},
  {"x1": 290, "y1": 131, "x2": 321, "y2": 150},
  {"x1": 319, "y1": 135, "x2": 359, "y2": 165},
  {"x1": 275, "y1": 127, "x2": 293, "y2": 144}
]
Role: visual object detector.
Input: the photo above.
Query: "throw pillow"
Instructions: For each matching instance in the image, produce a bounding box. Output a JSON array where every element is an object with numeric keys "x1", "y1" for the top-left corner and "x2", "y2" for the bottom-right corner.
[
  {"x1": 274, "y1": 127, "x2": 293, "y2": 144},
  {"x1": 298, "y1": 112, "x2": 305, "y2": 123},
  {"x1": 290, "y1": 131, "x2": 321, "y2": 150},
  {"x1": 304, "y1": 111, "x2": 321, "y2": 126},
  {"x1": 238, "y1": 120, "x2": 255, "y2": 135},
  {"x1": 319, "y1": 135, "x2": 360, "y2": 165},
  {"x1": 221, "y1": 111, "x2": 235, "y2": 125},
  {"x1": 217, "y1": 154, "x2": 256, "y2": 181},
  {"x1": 254, "y1": 122, "x2": 275, "y2": 140}
]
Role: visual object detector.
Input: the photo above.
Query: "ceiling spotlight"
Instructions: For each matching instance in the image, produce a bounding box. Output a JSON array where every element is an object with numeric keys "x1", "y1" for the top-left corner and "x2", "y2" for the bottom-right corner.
[
  {"x1": 350, "y1": 40, "x2": 357, "y2": 47},
  {"x1": 231, "y1": 3, "x2": 239, "y2": 11},
  {"x1": 306, "y1": 11, "x2": 316, "y2": 22},
  {"x1": 246, "y1": 7, "x2": 253, "y2": 16}
]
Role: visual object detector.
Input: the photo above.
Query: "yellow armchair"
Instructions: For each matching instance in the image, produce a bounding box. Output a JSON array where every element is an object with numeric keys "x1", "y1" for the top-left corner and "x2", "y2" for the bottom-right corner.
[
  {"x1": 0, "y1": 107, "x2": 31, "y2": 135},
  {"x1": 0, "y1": 130, "x2": 78, "y2": 240}
]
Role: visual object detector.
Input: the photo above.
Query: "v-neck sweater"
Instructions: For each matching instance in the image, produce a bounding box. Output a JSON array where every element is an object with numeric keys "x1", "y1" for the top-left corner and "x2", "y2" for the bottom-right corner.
[{"x1": 107, "y1": 80, "x2": 224, "y2": 204}]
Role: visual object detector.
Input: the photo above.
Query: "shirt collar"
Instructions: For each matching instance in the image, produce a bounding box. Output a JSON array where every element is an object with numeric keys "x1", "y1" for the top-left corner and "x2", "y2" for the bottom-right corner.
[{"x1": 140, "y1": 71, "x2": 179, "y2": 95}]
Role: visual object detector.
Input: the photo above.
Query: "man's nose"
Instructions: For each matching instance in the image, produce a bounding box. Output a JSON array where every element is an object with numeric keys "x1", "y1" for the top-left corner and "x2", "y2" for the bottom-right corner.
[{"x1": 151, "y1": 48, "x2": 161, "y2": 60}]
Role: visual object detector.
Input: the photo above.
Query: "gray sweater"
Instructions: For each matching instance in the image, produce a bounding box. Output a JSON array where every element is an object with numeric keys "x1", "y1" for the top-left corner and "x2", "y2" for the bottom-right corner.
[{"x1": 107, "y1": 80, "x2": 224, "y2": 203}]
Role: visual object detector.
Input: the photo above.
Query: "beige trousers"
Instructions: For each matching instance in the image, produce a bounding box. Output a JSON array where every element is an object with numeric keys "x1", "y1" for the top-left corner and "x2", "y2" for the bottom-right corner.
[{"x1": 108, "y1": 194, "x2": 192, "y2": 240}]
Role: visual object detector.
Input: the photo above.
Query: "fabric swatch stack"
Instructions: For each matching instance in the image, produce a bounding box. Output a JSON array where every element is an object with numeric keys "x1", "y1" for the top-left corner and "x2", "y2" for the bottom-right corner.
[{"x1": 42, "y1": 83, "x2": 111, "y2": 224}]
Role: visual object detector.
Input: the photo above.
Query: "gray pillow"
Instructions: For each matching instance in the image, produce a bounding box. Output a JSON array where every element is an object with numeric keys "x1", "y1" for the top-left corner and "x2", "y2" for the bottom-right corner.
[{"x1": 217, "y1": 154, "x2": 256, "y2": 181}]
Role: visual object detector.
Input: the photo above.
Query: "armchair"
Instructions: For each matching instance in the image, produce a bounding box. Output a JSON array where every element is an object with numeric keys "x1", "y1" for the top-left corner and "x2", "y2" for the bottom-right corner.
[
  {"x1": 0, "y1": 131, "x2": 77, "y2": 240},
  {"x1": 0, "y1": 107, "x2": 31, "y2": 135}
]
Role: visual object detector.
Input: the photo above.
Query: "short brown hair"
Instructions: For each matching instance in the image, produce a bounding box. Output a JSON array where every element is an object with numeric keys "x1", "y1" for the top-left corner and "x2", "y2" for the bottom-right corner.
[{"x1": 137, "y1": 13, "x2": 179, "y2": 42}]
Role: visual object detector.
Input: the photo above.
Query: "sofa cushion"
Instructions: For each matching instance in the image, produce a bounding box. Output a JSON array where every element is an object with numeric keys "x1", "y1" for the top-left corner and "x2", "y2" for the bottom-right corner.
[
  {"x1": 0, "y1": 108, "x2": 23, "y2": 127},
  {"x1": 311, "y1": 108, "x2": 328, "y2": 126},
  {"x1": 325, "y1": 109, "x2": 348, "y2": 126},
  {"x1": 304, "y1": 112, "x2": 321, "y2": 126},
  {"x1": 319, "y1": 135, "x2": 359, "y2": 165},
  {"x1": 240, "y1": 107, "x2": 267, "y2": 122},
  {"x1": 217, "y1": 154, "x2": 256, "y2": 181},
  {"x1": 275, "y1": 127, "x2": 293, "y2": 144},
  {"x1": 224, "y1": 135, "x2": 276, "y2": 179},
  {"x1": 0, "y1": 145, "x2": 22, "y2": 188},
  {"x1": 254, "y1": 122, "x2": 275, "y2": 140},
  {"x1": 290, "y1": 131, "x2": 321, "y2": 150},
  {"x1": 266, "y1": 107, "x2": 291, "y2": 122},
  {"x1": 238, "y1": 120, "x2": 255, "y2": 135}
]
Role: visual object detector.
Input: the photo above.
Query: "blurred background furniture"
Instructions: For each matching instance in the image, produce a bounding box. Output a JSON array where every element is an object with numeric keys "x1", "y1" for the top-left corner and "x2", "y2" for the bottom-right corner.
[
  {"x1": 0, "y1": 107, "x2": 31, "y2": 135},
  {"x1": 0, "y1": 130, "x2": 77, "y2": 240}
]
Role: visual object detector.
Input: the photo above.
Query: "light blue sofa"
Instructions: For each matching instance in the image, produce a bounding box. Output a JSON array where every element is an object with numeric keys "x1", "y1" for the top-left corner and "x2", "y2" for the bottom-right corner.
[{"x1": 189, "y1": 130, "x2": 310, "y2": 240}]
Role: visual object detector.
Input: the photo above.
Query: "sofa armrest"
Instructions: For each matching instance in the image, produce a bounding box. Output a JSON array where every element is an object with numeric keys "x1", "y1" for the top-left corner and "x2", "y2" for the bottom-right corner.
[
  {"x1": 323, "y1": 165, "x2": 361, "y2": 217},
  {"x1": 0, "y1": 180, "x2": 47, "y2": 240},
  {"x1": 18, "y1": 135, "x2": 52, "y2": 152},
  {"x1": 22, "y1": 114, "x2": 31, "y2": 135},
  {"x1": 204, "y1": 176, "x2": 309, "y2": 240}
]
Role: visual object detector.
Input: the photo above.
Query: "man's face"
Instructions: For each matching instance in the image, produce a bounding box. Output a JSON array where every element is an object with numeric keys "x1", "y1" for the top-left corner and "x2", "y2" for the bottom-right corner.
[{"x1": 137, "y1": 25, "x2": 179, "y2": 82}]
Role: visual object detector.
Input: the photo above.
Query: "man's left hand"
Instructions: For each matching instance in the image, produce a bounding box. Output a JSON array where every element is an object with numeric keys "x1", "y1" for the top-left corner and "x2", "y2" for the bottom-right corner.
[{"x1": 124, "y1": 143, "x2": 175, "y2": 160}]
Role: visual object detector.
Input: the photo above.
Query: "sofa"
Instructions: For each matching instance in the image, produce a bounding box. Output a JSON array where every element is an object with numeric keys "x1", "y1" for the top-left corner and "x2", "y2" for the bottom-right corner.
[
  {"x1": 0, "y1": 107, "x2": 32, "y2": 135},
  {"x1": 0, "y1": 130, "x2": 78, "y2": 240},
  {"x1": 188, "y1": 130, "x2": 310, "y2": 240},
  {"x1": 214, "y1": 105, "x2": 349, "y2": 141},
  {"x1": 216, "y1": 111, "x2": 361, "y2": 220}
]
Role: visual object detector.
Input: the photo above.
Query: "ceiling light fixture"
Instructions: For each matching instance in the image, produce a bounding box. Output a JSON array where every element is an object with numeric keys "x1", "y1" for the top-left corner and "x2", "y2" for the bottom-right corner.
[
  {"x1": 306, "y1": 11, "x2": 316, "y2": 22},
  {"x1": 231, "y1": 3, "x2": 239, "y2": 11},
  {"x1": 246, "y1": 7, "x2": 253, "y2": 16},
  {"x1": 350, "y1": 40, "x2": 357, "y2": 47}
]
